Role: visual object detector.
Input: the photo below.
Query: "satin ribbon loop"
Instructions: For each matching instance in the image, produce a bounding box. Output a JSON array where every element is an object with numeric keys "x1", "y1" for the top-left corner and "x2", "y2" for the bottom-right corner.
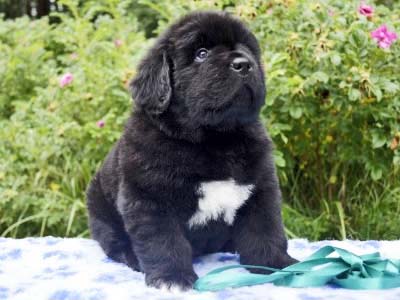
[{"x1": 194, "y1": 246, "x2": 400, "y2": 291}]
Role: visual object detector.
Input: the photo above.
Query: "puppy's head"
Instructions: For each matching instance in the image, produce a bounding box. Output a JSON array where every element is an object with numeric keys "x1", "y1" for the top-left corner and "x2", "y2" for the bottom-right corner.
[{"x1": 130, "y1": 11, "x2": 265, "y2": 133}]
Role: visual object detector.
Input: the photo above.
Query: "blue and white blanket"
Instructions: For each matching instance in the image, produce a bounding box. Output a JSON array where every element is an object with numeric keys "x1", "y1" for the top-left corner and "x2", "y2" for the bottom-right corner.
[{"x1": 1, "y1": 237, "x2": 400, "y2": 300}]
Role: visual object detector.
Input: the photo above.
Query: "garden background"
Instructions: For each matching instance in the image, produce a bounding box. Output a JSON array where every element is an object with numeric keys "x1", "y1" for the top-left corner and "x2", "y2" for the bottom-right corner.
[{"x1": 0, "y1": 0, "x2": 399, "y2": 240}]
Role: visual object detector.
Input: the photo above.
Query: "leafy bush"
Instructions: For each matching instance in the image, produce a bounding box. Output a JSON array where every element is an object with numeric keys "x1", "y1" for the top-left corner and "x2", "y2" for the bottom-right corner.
[
  {"x1": 0, "y1": 0, "x2": 148, "y2": 237},
  {"x1": 0, "y1": 0, "x2": 399, "y2": 239},
  {"x1": 245, "y1": 0, "x2": 400, "y2": 239}
]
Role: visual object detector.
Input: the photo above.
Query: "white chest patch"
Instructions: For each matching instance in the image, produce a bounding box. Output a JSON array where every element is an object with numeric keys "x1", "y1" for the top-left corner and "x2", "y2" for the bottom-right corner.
[{"x1": 188, "y1": 178, "x2": 254, "y2": 228}]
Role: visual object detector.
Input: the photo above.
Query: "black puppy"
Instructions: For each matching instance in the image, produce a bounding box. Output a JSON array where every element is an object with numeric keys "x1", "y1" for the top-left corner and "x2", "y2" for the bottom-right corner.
[{"x1": 87, "y1": 11, "x2": 296, "y2": 290}]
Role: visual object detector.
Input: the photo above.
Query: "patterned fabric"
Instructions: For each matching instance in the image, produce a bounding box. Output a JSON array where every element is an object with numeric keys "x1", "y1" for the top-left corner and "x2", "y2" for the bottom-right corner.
[{"x1": 1, "y1": 237, "x2": 400, "y2": 300}]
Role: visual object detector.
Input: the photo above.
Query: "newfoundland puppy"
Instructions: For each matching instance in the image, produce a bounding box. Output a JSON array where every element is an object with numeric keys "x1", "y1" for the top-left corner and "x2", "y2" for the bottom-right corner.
[{"x1": 87, "y1": 11, "x2": 296, "y2": 290}]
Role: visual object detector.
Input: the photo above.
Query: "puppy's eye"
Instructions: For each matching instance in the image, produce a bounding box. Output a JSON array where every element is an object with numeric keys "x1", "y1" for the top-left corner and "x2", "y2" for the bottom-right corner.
[{"x1": 195, "y1": 48, "x2": 209, "y2": 62}]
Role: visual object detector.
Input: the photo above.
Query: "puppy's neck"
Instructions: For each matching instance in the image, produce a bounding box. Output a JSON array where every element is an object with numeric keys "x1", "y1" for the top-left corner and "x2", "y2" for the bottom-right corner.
[
  {"x1": 133, "y1": 109, "x2": 205, "y2": 143},
  {"x1": 131, "y1": 108, "x2": 257, "y2": 145}
]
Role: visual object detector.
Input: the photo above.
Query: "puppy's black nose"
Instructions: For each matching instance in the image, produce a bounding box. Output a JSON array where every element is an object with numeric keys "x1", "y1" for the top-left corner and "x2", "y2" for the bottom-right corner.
[{"x1": 230, "y1": 57, "x2": 252, "y2": 76}]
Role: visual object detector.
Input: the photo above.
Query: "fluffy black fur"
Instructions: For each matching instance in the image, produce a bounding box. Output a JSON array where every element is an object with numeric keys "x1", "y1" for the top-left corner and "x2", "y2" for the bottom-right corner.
[{"x1": 87, "y1": 11, "x2": 296, "y2": 290}]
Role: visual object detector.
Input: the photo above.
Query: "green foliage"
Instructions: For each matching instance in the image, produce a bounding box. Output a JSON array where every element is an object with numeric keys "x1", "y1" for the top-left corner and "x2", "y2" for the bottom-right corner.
[
  {"x1": 248, "y1": 0, "x2": 400, "y2": 239},
  {"x1": 0, "y1": 0, "x2": 147, "y2": 237},
  {"x1": 0, "y1": 0, "x2": 399, "y2": 240}
]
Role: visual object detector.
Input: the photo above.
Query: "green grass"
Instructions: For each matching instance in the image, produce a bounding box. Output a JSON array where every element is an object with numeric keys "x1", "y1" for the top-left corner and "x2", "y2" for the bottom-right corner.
[{"x1": 282, "y1": 172, "x2": 400, "y2": 240}]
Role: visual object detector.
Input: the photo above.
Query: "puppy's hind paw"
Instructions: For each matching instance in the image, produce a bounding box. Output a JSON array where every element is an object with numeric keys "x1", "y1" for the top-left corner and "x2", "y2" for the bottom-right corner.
[{"x1": 146, "y1": 270, "x2": 198, "y2": 291}]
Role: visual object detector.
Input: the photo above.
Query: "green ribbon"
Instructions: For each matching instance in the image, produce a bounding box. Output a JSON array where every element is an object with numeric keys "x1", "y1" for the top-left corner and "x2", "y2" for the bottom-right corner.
[{"x1": 194, "y1": 246, "x2": 400, "y2": 292}]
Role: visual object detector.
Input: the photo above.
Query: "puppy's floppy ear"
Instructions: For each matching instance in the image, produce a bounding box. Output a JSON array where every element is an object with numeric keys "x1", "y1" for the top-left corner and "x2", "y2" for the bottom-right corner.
[{"x1": 130, "y1": 45, "x2": 172, "y2": 115}]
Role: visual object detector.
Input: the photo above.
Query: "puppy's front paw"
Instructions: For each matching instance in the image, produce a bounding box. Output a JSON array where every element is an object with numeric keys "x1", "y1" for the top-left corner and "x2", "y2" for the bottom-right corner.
[
  {"x1": 280, "y1": 255, "x2": 298, "y2": 268},
  {"x1": 146, "y1": 270, "x2": 198, "y2": 291},
  {"x1": 244, "y1": 253, "x2": 298, "y2": 274}
]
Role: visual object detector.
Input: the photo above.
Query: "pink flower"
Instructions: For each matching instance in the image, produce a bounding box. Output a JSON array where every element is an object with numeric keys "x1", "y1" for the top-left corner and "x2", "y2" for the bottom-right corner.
[
  {"x1": 358, "y1": 3, "x2": 374, "y2": 17},
  {"x1": 70, "y1": 53, "x2": 78, "y2": 60},
  {"x1": 114, "y1": 39, "x2": 123, "y2": 48},
  {"x1": 59, "y1": 73, "x2": 73, "y2": 88},
  {"x1": 371, "y1": 25, "x2": 398, "y2": 49},
  {"x1": 328, "y1": 8, "x2": 335, "y2": 17},
  {"x1": 96, "y1": 120, "x2": 105, "y2": 128}
]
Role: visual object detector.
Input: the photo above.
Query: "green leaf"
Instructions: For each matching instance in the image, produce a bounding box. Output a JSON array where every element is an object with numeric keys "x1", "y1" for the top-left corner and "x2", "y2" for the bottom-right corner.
[
  {"x1": 312, "y1": 71, "x2": 329, "y2": 84},
  {"x1": 371, "y1": 132, "x2": 386, "y2": 149},
  {"x1": 349, "y1": 29, "x2": 368, "y2": 49},
  {"x1": 381, "y1": 80, "x2": 399, "y2": 94},
  {"x1": 339, "y1": 81, "x2": 349, "y2": 89},
  {"x1": 268, "y1": 69, "x2": 286, "y2": 79},
  {"x1": 280, "y1": 133, "x2": 288, "y2": 144},
  {"x1": 348, "y1": 88, "x2": 361, "y2": 101},
  {"x1": 268, "y1": 53, "x2": 288, "y2": 67},
  {"x1": 371, "y1": 168, "x2": 383, "y2": 181},
  {"x1": 370, "y1": 86, "x2": 382, "y2": 102},
  {"x1": 330, "y1": 53, "x2": 341, "y2": 66},
  {"x1": 273, "y1": 150, "x2": 286, "y2": 168},
  {"x1": 289, "y1": 106, "x2": 303, "y2": 119}
]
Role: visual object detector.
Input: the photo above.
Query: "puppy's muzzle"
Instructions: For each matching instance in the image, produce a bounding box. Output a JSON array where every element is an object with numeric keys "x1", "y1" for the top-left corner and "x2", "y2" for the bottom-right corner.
[
  {"x1": 230, "y1": 46, "x2": 255, "y2": 77},
  {"x1": 230, "y1": 56, "x2": 253, "y2": 77}
]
